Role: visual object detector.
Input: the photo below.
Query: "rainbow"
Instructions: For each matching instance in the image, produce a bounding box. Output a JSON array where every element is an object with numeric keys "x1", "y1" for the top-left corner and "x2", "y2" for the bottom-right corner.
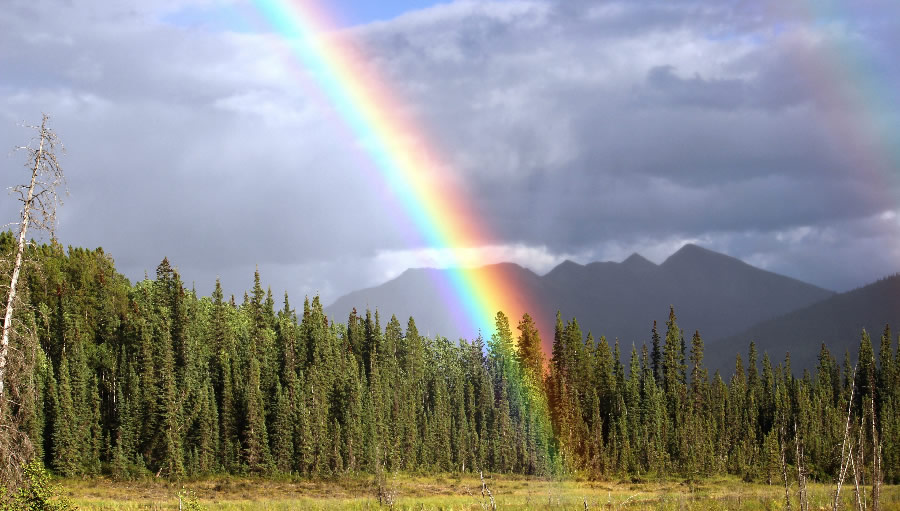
[
  {"x1": 804, "y1": 7, "x2": 897, "y2": 176},
  {"x1": 250, "y1": 0, "x2": 540, "y2": 340},
  {"x1": 783, "y1": 4, "x2": 900, "y2": 228},
  {"x1": 782, "y1": 3, "x2": 900, "y2": 266}
]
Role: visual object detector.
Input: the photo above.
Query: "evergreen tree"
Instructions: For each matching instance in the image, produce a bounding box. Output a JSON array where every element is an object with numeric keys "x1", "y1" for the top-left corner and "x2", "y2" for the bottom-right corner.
[
  {"x1": 52, "y1": 353, "x2": 78, "y2": 476},
  {"x1": 516, "y1": 313, "x2": 544, "y2": 383},
  {"x1": 243, "y1": 353, "x2": 271, "y2": 472},
  {"x1": 650, "y1": 320, "x2": 662, "y2": 385},
  {"x1": 689, "y1": 330, "x2": 707, "y2": 408},
  {"x1": 271, "y1": 381, "x2": 293, "y2": 473}
]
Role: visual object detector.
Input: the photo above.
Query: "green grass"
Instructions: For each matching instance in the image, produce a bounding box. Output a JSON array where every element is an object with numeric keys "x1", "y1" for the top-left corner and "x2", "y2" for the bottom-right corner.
[{"x1": 59, "y1": 474, "x2": 900, "y2": 510}]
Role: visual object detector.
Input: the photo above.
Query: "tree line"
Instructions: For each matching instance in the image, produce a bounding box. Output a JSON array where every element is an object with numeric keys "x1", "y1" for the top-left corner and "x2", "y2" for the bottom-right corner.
[{"x1": 1, "y1": 233, "x2": 897, "y2": 485}]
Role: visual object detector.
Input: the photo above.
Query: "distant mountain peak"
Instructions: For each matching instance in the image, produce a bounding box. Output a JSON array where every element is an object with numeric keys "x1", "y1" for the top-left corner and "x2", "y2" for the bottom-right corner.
[
  {"x1": 544, "y1": 259, "x2": 584, "y2": 279},
  {"x1": 622, "y1": 252, "x2": 657, "y2": 270},
  {"x1": 670, "y1": 243, "x2": 711, "y2": 257},
  {"x1": 662, "y1": 243, "x2": 743, "y2": 268}
]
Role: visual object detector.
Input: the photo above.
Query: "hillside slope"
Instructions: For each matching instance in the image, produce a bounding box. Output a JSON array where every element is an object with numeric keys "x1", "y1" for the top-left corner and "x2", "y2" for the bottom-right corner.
[{"x1": 709, "y1": 274, "x2": 900, "y2": 373}]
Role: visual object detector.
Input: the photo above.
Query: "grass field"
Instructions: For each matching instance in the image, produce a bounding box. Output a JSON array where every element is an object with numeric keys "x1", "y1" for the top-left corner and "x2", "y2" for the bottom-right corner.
[{"x1": 59, "y1": 474, "x2": 900, "y2": 510}]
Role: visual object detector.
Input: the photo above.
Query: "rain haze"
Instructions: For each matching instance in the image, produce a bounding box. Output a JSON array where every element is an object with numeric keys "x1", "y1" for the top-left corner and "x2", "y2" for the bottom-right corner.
[{"x1": 2, "y1": 0, "x2": 899, "y2": 306}]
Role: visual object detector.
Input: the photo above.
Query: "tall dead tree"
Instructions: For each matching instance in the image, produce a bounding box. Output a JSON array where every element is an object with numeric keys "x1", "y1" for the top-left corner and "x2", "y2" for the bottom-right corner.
[{"x1": 1, "y1": 114, "x2": 64, "y2": 401}]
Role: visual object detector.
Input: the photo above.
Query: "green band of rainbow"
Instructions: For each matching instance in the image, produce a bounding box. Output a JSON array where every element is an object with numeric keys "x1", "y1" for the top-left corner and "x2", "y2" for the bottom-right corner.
[{"x1": 251, "y1": 0, "x2": 539, "y2": 339}]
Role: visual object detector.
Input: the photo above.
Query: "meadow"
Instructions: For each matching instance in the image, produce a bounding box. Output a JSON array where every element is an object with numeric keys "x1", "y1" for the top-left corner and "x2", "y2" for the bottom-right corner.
[{"x1": 61, "y1": 475, "x2": 900, "y2": 511}]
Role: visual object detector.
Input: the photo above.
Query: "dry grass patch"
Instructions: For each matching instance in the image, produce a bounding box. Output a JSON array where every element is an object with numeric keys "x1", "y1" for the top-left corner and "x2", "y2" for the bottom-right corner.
[{"x1": 59, "y1": 475, "x2": 900, "y2": 511}]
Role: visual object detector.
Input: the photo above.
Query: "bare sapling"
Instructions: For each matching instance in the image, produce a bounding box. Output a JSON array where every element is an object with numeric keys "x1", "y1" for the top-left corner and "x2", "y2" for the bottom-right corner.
[
  {"x1": 870, "y1": 404, "x2": 882, "y2": 511},
  {"x1": 833, "y1": 364, "x2": 857, "y2": 511},
  {"x1": 795, "y1": 421, "x2": 808, "y2": 511},
  {"x1": 780, "y1": 415, "x2": 793, "y2": 511},
  {"x1": 855, "y1": 420, "x2": 866, "y2": 511},
  {"x1": 850, "y1": 432, "x2": 863, "y2": 511},
  {"x1": 868, "y1": 356, "x2": 882, "y2": 511}
]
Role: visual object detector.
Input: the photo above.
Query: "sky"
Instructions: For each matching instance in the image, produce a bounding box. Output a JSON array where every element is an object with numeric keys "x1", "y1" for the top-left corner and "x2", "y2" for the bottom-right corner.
[{"x1": 1, "y1": 0, "x2": 899, "y2": 304}]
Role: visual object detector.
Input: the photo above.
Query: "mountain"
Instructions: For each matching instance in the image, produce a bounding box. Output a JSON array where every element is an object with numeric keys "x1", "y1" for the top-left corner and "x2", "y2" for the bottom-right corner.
[
  {"x1": 325, "y1": 244, "x2": 835, "y2": 357},
  {"x1": 326, "y1": 262, "x2": 552, "y2": 340},
  {"x1": 539, "y1": 243, "x2": 834, "y2": 353},
  {"x1": 710, "y1": 274, "x2": 900, "y2": 373}
]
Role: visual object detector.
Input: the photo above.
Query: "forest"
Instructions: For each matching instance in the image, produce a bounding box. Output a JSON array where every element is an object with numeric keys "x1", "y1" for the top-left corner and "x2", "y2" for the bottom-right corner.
[{"x1": 0, "y1": 230, "x2": 896, "y2": 493}]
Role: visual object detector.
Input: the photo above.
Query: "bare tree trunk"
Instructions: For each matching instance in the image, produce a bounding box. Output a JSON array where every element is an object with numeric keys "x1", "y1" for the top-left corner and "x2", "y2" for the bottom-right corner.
[
  {"x1": 851, "y1": 446, "x2": 863, "y2": 511},
  {"x1": 871, "y1": 423, "x2": 881, "y2": 511},
  {"x1": 834, "y1": 365, "x2": 857, "y2": 511},
  {"x1": 857, "y1": 422, "x2": 866, "y2": 511},
  {"x1": 795, "y1": 421, "x2": 808, "y2": 511},
  {"x1": 0, "y1": 118, "x2": 45, "y2": 399},
  {"x1": 869, "y1": 364, "x2": 881, "y2": 511},
  {"x1": 780, "y1": 415, "x2": 793, "y2": 511}
]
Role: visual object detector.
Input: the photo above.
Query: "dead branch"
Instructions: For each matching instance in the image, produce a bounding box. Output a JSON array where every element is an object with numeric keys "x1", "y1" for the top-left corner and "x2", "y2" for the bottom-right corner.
[
  {"x1": 617, "y1": 493, "x2": 640, "y2": 509},
  {"x1": 480, "y1": 470, "x2": 495, "y2": 511}
]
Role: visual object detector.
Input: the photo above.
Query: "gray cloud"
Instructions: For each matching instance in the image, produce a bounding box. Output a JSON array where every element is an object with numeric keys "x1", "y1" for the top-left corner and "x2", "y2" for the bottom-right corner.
[{"x1": 2, "y1": 0, "x2": 899, "y2": 302}]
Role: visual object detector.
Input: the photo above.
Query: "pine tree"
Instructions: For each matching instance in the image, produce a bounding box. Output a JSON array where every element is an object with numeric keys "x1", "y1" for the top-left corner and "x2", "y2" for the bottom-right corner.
[
  {"x1": 878, "y1": 325, "x2": 893, "y2": 406},
  {"x1": 662, "y1": 306, "x2": 687, "y2": 468},
  {"x1": 516, "y1": 313, "x2": 544, "y2": 383},
  {"x1": 157, "y1": 321, "x2": 184, "y2": 477},
  {"x1": 293, "y1": 376, "x2": 312, "y2": 475},
  {"x1": 595, "y1": 335, "x2": 615, "y2": 442},
  {"x1": 662, "y1": 307, "x2": 682, "y2": 396},
  {"x1": 690, "y1": 330, "x2": 707, "y2": 408},
  {"x1": 551, "y1": 311, "x2": 566, "y2": 373},
  {"x1": 52, "y1": 353, "x2": 78, "y2": 476},
  {"x1": 494, "y1": 373, "x2": 513, "y2": 473},
  {"x1": 625, "y1": 345, "x2": 641, "y2": 472},
  {"x1": 243, "y1": 352, "x2": 271, "y2": 473},
  {"x1": 650, "y1": 320, "x2": 662, "y2": 385},
  {"x1": 271, "y1": 381, "x2": 294, "y2": 473},
  {"x1": 856, "y1": 329, "x2": 876, "y2": 413}
]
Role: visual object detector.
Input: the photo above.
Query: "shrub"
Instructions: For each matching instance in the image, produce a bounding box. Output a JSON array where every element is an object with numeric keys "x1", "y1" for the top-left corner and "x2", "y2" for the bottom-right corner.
[{"x1": 0, "y1": 460, "x2": 75, "y2": 511}]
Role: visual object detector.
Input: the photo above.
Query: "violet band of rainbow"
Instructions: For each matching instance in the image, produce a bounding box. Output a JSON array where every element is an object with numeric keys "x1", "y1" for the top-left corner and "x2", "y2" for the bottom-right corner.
[{"x1": 252, "y1": 0, "x2": 541, "y2": 340}]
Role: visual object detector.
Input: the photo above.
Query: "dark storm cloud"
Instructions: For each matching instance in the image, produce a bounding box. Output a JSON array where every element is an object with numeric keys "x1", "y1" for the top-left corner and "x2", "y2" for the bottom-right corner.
[
  {"x1": 354, "y1": 0, "x2": 900, "y2": 290},
  {"x1": 2, "y1": 0, "x2": 899, "y2": 301}
]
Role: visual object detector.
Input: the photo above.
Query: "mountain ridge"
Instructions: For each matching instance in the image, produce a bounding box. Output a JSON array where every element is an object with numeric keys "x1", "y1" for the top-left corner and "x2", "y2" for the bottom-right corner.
[
  {"x1": 710, "y1": 273, "x2": 900, "y2": 372},
  {"x1": 325, "y1": 244, "x2": 839, "y2": 367}
]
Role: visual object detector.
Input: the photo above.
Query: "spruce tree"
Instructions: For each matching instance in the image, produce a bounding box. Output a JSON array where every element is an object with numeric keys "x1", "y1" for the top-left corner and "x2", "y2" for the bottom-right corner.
[
  {"x1": 243, "y1": 352, "x2": 271, "y2": 473},
  {"x1": 52, "y1": 353, "x2": 78, "y2": 476},
  {"x1": 271, "y1": 381, "x2": 293, "y2": 473},
  {"x1": 650, "y1": 320, "x2": 662, "y2": 385},
  {"x1": 516, "y1": 313, "x2": 544, "y2": 383},
  {"x1": 689, "y1": 330, "x2": 707, "y2": 408},
  {"x1": 878, "y1": 325, "x2": 893, "y2": 406}
]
